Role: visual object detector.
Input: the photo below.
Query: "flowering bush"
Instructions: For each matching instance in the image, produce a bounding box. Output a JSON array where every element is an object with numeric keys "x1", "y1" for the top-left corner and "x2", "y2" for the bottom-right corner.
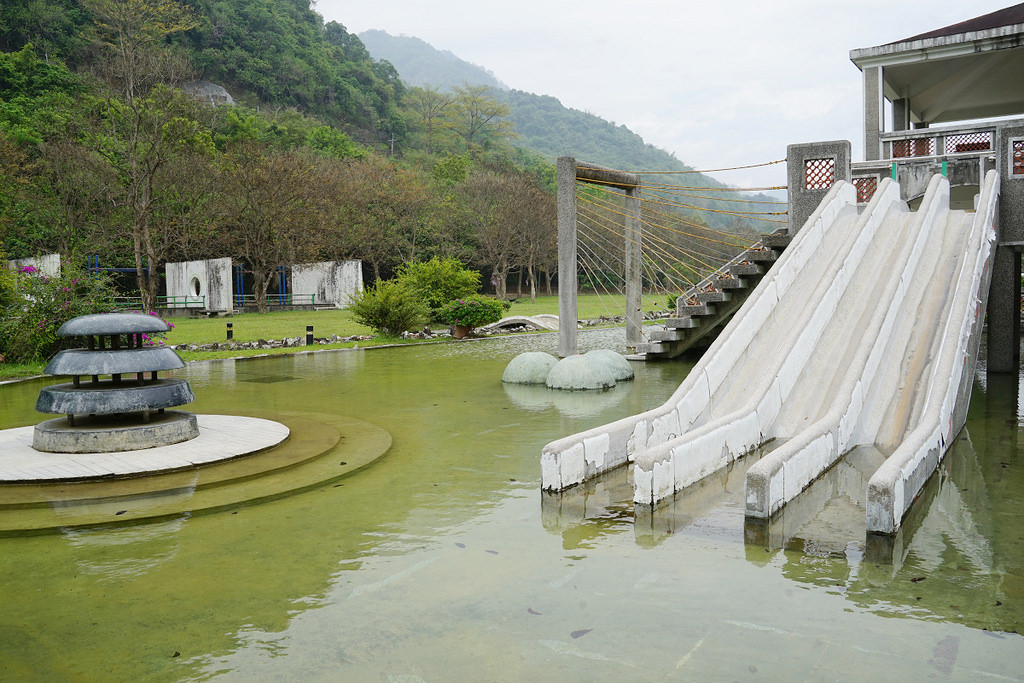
[
  {"x1": 124, "y1": 310, "x2": 175, "y2": 346},
  {"x1": 395, "y1": 257, "x2": 480, "y2": 317},
  {"x1": 0, "y1": 260, "x2": 117, "y2": 362},
  {"x1": 436, "y1": 296, "x2": 507, "y2": 328}
]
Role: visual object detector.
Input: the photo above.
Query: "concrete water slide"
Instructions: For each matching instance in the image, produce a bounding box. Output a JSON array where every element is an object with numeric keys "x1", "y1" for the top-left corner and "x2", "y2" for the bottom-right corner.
[{"x1": 541, "y1": 171, "x2": 999, "y2": 535}]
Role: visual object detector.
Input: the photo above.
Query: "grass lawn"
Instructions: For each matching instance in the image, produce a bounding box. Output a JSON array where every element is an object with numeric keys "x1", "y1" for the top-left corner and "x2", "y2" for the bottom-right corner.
[
  {"x1": 0, "y1": 293, "x2": 662, "y2": 380},
  {"x1": 163, "y1": 294, "x2": 654, "y2": 346}
]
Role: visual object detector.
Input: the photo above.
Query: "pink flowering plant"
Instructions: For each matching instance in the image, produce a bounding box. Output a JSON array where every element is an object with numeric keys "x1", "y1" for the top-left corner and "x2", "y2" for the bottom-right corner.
[
  {"x1": 0, "y1": 259, "x2": 117, "y2": 362},
  {"x1": 437, "y1": 295, "x2": 507, "y2": 329},
  {"x1": 122, "y1": 310, "x2": 175, "y2": 346}
]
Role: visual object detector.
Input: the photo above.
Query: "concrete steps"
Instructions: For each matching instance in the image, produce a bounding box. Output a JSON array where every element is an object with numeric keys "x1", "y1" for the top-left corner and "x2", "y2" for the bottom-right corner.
[{"x1": 634, "y1": 231, "x2": 791, "y2": 360}]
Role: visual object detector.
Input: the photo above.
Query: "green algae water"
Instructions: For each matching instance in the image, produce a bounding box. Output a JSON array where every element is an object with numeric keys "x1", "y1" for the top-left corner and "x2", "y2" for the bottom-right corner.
[{"x1": 0, "y1": 329, "x2": 1021, "y2": 681}]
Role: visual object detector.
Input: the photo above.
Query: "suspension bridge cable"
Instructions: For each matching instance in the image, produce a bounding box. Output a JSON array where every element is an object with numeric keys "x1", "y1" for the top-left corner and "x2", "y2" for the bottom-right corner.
[
  {"x1": 634, "y1": 158, "x2": 787, "y2": 175},
  {"x1": 577, "y1": 206, "x2": 708, "y2": 292}
]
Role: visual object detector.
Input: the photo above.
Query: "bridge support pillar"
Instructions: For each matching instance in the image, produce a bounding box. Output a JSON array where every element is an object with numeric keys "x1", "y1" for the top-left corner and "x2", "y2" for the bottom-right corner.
[
  {"x1": 557, "y1": 156, "x2": 579, "y2": 358},
  {"x1": 624, "y1": 186, "x2": 643, "y2": 349}
]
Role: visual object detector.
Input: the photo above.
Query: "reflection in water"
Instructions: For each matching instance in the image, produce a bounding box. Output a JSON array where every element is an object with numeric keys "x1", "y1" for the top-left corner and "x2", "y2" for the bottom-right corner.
[
  {"x1": 540, "y1": 374, "x2": 1024, "y2": 636},
  {"x1": 0, "y1": 332, "x2": 1021, "y2": 680},
  {"x1": 745, "y1": 445, "x2": 886, "y2": 558},
  {"x1": 503, "y1": 380, "x2": 632, "y2": 418},
  {"x1": 61, "y1": 516, "x2": 189, "y2": 580}
]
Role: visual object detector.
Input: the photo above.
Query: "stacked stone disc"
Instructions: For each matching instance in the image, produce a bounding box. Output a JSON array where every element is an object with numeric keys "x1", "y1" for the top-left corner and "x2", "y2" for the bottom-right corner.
[{"x1": 33, "y1": 313, "x2": 199, "y2": 453}]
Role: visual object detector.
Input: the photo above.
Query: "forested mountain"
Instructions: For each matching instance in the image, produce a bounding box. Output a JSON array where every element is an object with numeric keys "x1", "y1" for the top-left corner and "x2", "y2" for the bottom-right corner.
[
  {"x1": 358, "y1": 30, "x2": 772, "y2": 193},
  {"x1": 360, "y1": 30, "x2": 506, "y2": 93},
  {"x1": 0, "y1": 0, "x2": 406, "y2": 144},
  {"x1": 0, "y1": 0, "x2": 771, "y2": 326}
]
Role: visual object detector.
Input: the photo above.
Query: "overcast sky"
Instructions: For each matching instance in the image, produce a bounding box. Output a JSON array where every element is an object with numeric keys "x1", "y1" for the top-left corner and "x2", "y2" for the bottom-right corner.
[{"x1": 314, "y1": 1, "x2": 1014, "y2": 188}]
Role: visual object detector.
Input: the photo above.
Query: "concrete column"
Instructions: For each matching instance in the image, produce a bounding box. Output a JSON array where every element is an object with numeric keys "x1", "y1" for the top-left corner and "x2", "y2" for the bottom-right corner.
[
  {"x1": 557, "y1": 156, "x2": 578, "y2": 357},
  {"x1": 864, "y1": 66, "x2": 884, "y2": 161},
  {"x1": 988, "y1": 124, "x2": 1024, "y2": 373},
  {"x1": 624, "y1": 187, "x2": 643, "y2": 348},
  {"x1": 786, "y1": 140, "x2": 852, "y2": 234},
  {"x1": 986, "y1": 247, "x2": 1020, "y2": 373},
  {"x1": 892, "y1": 98, "x2": 910, "y2": 131}
]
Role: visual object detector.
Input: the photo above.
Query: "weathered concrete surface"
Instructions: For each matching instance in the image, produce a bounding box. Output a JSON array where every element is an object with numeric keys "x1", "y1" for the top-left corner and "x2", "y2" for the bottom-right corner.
[
  {"x1": 166, "y1": 258, "x2": 233, "y2": 311},
  {"x1": 481, "y1": 314, "x2": 559, "y2": 332},
  {"x1": 545, "y1": 355, "x2": 618, "y2": 391},
  {"x1": 292, "y1": 260, "x2": 363, "y2": 308},
  {"x1": 542, "y1": 180, "x2": 862, "y2": 493},
  {"x1": 542, "y1": 172, "x2": 999, "y2": 536},
  {"x1": 36, "y1": 378, "x2": 195, "y2": 416},
  {"x1": 33, "y1": 410, "x2": 199, "y2": 453},
  {"x1": 58, "y1": 312, "x2": 170, "y2": 336},
  {"x1": 787, "y1": 141, "x2": 852, "y2": 233},
  {"x1": 7, "y1": 253, "x2": 60, "y2": 277},
  {"x1": 864, "y1": 171, "x2": 999, "y2": 533},
  {"x1": 502, "y1": 352, "x2": 558, "y2": 384},
  {"x1": 583, "y1": 349, "x2": 634, "y2": 381},
  {"x1": 0, "y1": 415, "x2": 288, "y2": 481},
  {"x1": 44, "y1": 347, "x2": 184, "y2": 376}
]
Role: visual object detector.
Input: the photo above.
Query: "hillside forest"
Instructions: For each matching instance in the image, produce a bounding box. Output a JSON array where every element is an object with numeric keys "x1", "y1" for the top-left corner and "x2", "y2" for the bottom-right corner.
[{"x1": 0, "y1": 0, "x2": 765, "y2": 314}]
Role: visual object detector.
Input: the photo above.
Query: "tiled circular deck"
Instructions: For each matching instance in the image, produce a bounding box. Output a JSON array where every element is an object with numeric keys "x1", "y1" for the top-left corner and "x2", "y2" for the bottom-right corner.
[{"x1": 0, "y1": 415, "x2": 289, "y2": 482}]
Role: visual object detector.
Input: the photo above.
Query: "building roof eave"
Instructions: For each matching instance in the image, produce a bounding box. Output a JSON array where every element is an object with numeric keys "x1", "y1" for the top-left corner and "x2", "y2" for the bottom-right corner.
[{"x1": 850, "y1": 24, "x2": 1024, "y2": 70}]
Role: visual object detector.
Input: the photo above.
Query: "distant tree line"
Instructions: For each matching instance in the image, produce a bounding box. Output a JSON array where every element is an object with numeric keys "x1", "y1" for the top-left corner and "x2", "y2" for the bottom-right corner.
[{"x1": 0, "y1": 0, "x2": 558, "y2": 313}]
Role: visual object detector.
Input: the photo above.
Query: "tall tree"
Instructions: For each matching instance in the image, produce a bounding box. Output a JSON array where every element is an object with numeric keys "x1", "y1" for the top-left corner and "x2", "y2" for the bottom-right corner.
[
  {"x1": 405, "y1": 85, "x2": 455, "y2": 154},
  {"x1": 215, "y1": 143, "x2": 327, "y2": 312},
  {"x1": 510, "y1": 175, "x2": 556, "y2": 302},
  {"x1": 452, "y1": 84, "x2": 513, "y2": 156},
  {"x1": 331, "y1": 154, "x2": 429, "y2": 281},
  {"x1": 463, "y1": 170, "x2": 516, "y2": 299},
  {"x1": 84, "y1": 0, "x2": 198, "y2": 105},
  {"x1": 84, "y1": 0, "x2": 202, "y2": 310},
  {"x1": 32, "y1": 140, "x2": 115, "y2": 260}
]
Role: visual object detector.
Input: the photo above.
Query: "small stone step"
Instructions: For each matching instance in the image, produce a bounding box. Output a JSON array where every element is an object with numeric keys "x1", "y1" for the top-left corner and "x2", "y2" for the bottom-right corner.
[
  {"x1": 635, "y1": 342, "x2": 666, "y2": 355},
  {"x1": 663, "y1": 317, "x2": 700, "y2": 329},
  {"x1": 697, "y1": 291, "x2": 730, "y2": 303},
  {"x1": 747, "y1": 249, "x2": 778, "y2": 264},
  {"x1": 677, "y1": 303, "x2": 713, "y2": 316},
  {"x1": 761, "y1": 233, "x2": 792, "y2": 250},
  {"x1": 649, "y1": 328, "x2": 689, "y2": 342},
  {"x1": 729, "y1": 262, "x2": 763, "y2": 277},
  {"x1": 715, "y1": 276, "x2": 746, "y2": 290}
]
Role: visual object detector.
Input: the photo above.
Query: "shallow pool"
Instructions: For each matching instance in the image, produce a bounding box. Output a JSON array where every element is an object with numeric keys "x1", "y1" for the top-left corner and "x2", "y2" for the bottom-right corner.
[{"x1": 0, "y1": 329, "x2": 1021, "y2": 681}]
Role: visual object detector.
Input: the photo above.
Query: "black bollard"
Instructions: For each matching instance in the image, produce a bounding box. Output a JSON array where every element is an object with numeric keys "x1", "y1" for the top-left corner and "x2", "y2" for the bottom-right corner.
[
  {"x1": 226, "y1": 322, "x2": 233, "y2": 340},
  {"x1": 306, "y1": 325, "x2": 314, "y2": 346}
]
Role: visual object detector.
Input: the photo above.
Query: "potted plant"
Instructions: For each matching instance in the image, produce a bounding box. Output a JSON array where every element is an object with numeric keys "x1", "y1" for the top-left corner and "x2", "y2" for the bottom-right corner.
[{"x1": 437, "y1": 296, "x2": 506, "y2": 338}]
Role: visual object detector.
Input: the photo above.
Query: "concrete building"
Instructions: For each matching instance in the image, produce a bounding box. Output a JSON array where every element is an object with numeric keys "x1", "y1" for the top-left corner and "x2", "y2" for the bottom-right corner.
[
  {"x1": 850, "y1": 4, "x2": 1024, "y2": 374},
  {"x1": 789, "y1": 4, "x2": 1024, "y2": 372}
]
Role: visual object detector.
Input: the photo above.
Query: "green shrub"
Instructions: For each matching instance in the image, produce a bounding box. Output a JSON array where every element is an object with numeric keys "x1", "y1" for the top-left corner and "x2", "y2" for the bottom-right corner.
[
  {"x1": 666, "y1": 292, "x2": 679, "y2": 312},
  {"x1": 0, "y1": 260, "x2": 117, "y2": 363},
  {"x1": 347, "y1": 279, "x2": 428, "y2": 338},
  {"x1": 436, "y1": 295, "x2": 508, "y2": 328},
  {"x1": 395, "y1": 256, "x2": 480, "y2": 316}
]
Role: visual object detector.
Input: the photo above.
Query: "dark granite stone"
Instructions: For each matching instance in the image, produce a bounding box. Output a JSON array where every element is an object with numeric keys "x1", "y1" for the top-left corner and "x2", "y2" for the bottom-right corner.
[
  {"x1": 57, "y1": 312, "x2": 170, "y2": 336},
  {"x1": 36, "y1": 379, "x2": 195, "y2": 416},
  {"x1": 44, "y1": 347, "x2": 185, "y2": 376}
]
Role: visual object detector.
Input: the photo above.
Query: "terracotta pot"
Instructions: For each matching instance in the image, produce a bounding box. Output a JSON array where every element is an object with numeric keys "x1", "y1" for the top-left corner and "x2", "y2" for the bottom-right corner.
[{"x1": 452, "y1": 325, "x2": 472, "y2": 339}]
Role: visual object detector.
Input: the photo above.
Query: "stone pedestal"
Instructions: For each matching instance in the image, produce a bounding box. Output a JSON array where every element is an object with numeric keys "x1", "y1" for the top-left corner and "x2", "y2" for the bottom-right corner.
[{"x1": 33, "y1": 313, "x2": 199, "y2": 453}]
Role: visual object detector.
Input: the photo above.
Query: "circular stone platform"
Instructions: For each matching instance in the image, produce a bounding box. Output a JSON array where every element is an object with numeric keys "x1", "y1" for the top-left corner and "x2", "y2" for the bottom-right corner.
[
  {"x1": 0, "y1": 413, "x2": 391, "y2": 533},
  {"x1": 34, "y1": 410, "x2": 199, "y2": 453},
  {"x1": 0, "y1": 415, "x2": 289, "y2": 482}
]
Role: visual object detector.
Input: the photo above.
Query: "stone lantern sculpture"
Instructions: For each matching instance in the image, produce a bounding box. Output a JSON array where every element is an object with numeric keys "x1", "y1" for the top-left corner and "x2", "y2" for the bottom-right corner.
[{"x1": 33, "y1": 313, "x2": 199, "y2": 453}]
